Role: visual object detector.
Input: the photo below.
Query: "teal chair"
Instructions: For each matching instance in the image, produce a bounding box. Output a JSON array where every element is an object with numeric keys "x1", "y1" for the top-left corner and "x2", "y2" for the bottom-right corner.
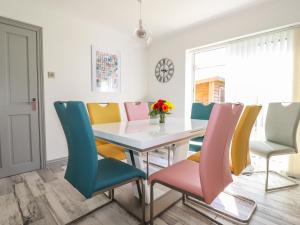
[
  {"x1": 54, "y1": 101, "x2": 146, "y2": 224},
  {"x1": 189, "y1": 103, "x2": 215, "y2": 152}
]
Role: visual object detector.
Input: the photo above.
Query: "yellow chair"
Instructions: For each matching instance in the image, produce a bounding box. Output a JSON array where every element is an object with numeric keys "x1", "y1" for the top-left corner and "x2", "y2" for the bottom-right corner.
[
  {"x1": 188, "y1": 105, "x2": 262, "y2": 175},
  {"x1": 87, "y1": 103, "x2": 126, "y2": 161},
  {"x1": 230, "y1": 105, "x2": 261, "y2": 175}
]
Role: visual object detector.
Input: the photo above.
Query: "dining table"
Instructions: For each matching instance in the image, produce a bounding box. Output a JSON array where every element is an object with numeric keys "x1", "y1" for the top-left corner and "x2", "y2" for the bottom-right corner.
[{"x1": 92, "y1": 117, "x2": 208, "y2": 222}]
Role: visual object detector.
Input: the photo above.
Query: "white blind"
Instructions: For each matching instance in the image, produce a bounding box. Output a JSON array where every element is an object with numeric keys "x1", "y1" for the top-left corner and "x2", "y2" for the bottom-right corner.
[
  {"x1": 225, "y1": 30, "x2": 294, "y2": 131},
  {"x1": 192, "y1": 29, "x2": 296, "y2": 173}
]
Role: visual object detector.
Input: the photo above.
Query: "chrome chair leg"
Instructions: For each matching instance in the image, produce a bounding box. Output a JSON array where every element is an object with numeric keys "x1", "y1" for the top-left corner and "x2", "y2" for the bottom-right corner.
[
  {"x1": 266, "y1": 171, "x2": 299, "y2": 191},
  {"x1": 265, "y1": 158, "x2": 270, "y2": 191},
  {"x1": 66, "y1": 177, "x2": 145, "y2": 225},
  {"x1": 128, "y1": 150, "x2": 143, "y2": 200},
  {"x1": 145, "y1": 144, "x2": 174, "y2": 169},
  {"x1": 150, "y1": 183, "x2": 154, "y2": 225},
  {"x1": 167, "y1": 148, "x2": 171, "y2": 166},
  {"x1": 182, "y1": 193, "x2": 186, "y2": 204},
  {"x1": 243, "y1": 157, "x2": 299, "y2": 192},
  {"x1": 151, "y1": 180, "x2": 256, "y2": 224},
  {"x1": 150, "y1": 181, "x2": 248, "y2": 225},
  {"x1": 105, "y1": 189, "x2": 114, "y2": 200},
  {"x1": 168, "y1": 144, "x2": 175, "y2": 166},
  {"x1": 185, "y1": 191, "x2": 257, "y2": 224},
  {"x1": 146, "y1": 152, "x2": 149, "y2": 179},
  {"x1": 182, "y1": 199, "x2": 223, "y2": 225},
  {"x1": 141, "y1": 179, "x2": 146, "y2": 225},
  {"x1": 111, "y1": 189, "x2": 115, "y2": 200},
  {"x1": 65, "y1": 197, "x2": 113, "y2": 225},
  {"x1": 265, "y1": 157, "x2": 299, "y2": 191}
]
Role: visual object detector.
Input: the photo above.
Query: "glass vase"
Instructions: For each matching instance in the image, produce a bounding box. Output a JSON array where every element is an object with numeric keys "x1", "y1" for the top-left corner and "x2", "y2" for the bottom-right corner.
[{"x1": 159, "y1": 114, "x2": 165, "y2": 123}]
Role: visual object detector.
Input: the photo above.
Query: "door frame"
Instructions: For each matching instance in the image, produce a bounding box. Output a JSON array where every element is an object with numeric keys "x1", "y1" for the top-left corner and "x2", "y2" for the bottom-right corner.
[{"x1": 0, "y1": 16, "x2": 46, "y2": 169}]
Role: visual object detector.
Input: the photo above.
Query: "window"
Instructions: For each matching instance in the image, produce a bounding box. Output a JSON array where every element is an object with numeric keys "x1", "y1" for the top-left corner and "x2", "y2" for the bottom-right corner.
[
  {"x1": 193, "y1": 47, "x2": 227, "y2": 104},
  {"x1": 191, "y1": 29, "x2": 295, "y2": 172},
  {"x1": 193, "y1": 30, "x2": 293, "y2": 132}
]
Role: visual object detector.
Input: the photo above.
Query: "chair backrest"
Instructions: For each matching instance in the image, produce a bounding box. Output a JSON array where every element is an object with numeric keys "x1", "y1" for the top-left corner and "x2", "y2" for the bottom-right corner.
[
  {"x1": 86, "y1": 103, "x2": 121, "y2": 125},
  {"x1": 199, "y1": 103, "x2": 243, "y2": 204},
  {"x1": 231, "y1": 105, "x2": 261, "y2": 175},
  {"x1": 191, "y1": 103, "x2": 215, "y2": 120},
  {"x1": 54, "y1": 101, "x2": 98, "y2": 198},
  {"x1": 124, "y1": 102, "x2": 149, "y2": 121},
  {"x1": 265, "y1": 102, "x2": 300, "y2": 151},
  {"x1": 148, "y1": 102, "x2": 155, "y2": 111}
]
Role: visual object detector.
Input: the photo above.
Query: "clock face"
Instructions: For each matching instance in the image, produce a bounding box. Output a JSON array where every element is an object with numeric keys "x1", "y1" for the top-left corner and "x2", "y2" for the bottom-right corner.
[{"x1": 155, "y1": 58, "x2": 174, "y2": 83}]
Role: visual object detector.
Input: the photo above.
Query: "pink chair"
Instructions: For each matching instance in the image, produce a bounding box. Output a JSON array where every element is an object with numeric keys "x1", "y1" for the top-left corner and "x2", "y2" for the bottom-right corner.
[
  {"x1": 124, "y1": 102, "x2": 149, "y2": 121},
  {"x1": 149, "y1": 103, "x2": 243, "y2": 224}
]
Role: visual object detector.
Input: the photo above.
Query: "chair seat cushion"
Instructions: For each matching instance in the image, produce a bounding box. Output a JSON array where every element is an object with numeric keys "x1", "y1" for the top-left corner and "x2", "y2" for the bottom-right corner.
[
  {"x1": 97, "y1": 144, "x2": 126, "y2": 160},
  {"x1": 94, "y1": 158, "x2": 146, "y2": 192},
  {"x1": 250, "y1": 141, "x2": 296, "y2": 158},
  {"x1": 148, "y1": 160, "x2": 203, "y2": 197},
  {"x1": 189, "y1": 136, "x2": 204, "y2": 152},
  {"x1": 188, "y1": 151, "x2": 201, "y2": 162},
  {"x1": 96, "y1": 138, "x2": 108, "y2": 146},
  {"x1": 188, "y1": 152, "x2": 236, "y2": 175},
  {"x1": 191, "y1": 136, "x2": 204, "y2": 142},
  {"x1": 189, "y1": 143, "x2": 202, "y2": 152}
]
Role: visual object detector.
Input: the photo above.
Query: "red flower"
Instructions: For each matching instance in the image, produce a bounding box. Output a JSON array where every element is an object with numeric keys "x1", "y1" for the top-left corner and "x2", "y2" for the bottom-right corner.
[
  {"x1": 153, "y1": 103, "x2": 159, "y2": 109},
  {"x1": 156, "y1": 101, "x2": 164, "y2": 108},
  {"x1": 162, "y1": 104, "x2": 169, "y2": 112}
]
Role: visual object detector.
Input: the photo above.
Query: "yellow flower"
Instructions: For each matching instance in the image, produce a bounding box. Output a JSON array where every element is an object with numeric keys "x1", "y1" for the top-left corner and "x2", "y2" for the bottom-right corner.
[{"x1": 165, "y1": 101, "x2": 174, "y2": 110}]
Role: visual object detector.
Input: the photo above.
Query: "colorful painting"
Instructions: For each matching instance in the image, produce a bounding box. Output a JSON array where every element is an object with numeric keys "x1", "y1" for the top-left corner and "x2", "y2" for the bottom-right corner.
[{"x1": 91, "y1": 46, "x2": 121, "y2": 92}]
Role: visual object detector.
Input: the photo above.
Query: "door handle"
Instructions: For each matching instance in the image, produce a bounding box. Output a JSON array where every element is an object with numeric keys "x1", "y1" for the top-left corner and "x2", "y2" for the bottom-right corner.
[{"x1": 31, "y1": 98, "x2": 37, "y2": 111}]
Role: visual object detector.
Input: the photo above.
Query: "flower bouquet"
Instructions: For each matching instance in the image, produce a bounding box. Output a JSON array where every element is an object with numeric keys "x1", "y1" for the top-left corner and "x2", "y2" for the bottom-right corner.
[{"x1": 150, "y1": 99, "x2": 174, "y2": 123}]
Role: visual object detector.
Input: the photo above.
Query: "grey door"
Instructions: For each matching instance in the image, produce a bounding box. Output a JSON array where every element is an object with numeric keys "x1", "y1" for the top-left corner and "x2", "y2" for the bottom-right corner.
[{"x1": 0, "y1": 22, "x2": 41, "y2": 178}]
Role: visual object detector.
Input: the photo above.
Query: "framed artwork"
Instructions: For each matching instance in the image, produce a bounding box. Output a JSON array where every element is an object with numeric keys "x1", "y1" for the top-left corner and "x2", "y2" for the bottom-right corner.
[{"x1": 91, "y1": 46, "x2": 121, "y2": 92}]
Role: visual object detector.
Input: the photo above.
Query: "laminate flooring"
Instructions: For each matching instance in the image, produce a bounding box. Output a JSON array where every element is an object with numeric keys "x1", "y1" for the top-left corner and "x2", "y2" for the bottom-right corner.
[{"x1": 0, "y1": 154, "x2": 299, "y2": 225}]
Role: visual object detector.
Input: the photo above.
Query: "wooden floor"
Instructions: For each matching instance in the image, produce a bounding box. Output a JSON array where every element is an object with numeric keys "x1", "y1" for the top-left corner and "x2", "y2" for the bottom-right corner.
[{"x1": 0, "y1": 157, "x2": 300, "y2": 225}]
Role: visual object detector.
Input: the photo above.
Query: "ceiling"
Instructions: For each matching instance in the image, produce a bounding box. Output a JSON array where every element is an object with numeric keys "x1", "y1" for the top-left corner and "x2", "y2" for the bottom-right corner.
[{"x1": 50, "y1": 0, "x2": 271, "y2": 38}]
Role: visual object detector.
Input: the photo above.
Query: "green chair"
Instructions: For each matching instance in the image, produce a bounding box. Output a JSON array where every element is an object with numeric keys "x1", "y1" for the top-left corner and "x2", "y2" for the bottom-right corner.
[
  {"x1": 189, "y1": 103, "x2": 214, "y2": 152},
  {"x1": 54, "y1": 101, "x2": 146, "y2": 224}
]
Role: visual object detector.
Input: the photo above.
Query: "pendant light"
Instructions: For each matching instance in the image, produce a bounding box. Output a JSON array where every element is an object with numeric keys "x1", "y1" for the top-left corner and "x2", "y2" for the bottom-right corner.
[{"x1": 133, "y1": 0, "x2": 152, "y2": 45}]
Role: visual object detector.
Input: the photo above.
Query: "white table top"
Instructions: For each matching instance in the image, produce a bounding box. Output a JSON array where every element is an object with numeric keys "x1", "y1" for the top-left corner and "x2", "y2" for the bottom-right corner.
[{"x1": 92, "y1": 117, "x2": 208, "y2": 152}]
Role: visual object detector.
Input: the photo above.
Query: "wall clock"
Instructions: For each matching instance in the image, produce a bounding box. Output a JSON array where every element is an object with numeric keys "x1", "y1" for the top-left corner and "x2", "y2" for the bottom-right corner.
[{"x1": 155, "y1": 58, "x2": 174, "y2": 83}]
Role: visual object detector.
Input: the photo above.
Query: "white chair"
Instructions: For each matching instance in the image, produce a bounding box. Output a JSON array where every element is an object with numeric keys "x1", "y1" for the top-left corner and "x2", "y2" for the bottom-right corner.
[{"x1": 250, "y1": 102, "x2": 300, "y2": 191}]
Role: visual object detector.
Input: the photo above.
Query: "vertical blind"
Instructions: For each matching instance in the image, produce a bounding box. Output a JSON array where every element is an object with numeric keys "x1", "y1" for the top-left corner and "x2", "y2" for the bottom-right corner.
[
  {"x1": 193, "y1": 29, "x2": 296, "y2": 174},
  {"x1": 225, "y1": 30, "x2": 294, "y2": 133}
]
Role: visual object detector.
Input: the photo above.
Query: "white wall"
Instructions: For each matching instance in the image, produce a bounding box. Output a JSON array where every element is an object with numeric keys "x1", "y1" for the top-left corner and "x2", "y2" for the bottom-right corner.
[
  {"x1": 0, "y1": 0, "x2": 148, "y2": 161},
  {"x1": 147, "y1": 0, "x2": 300, "y2": 118},
  {"x1": 2, "y1": 0, "x2": 300, "y2": 163}
]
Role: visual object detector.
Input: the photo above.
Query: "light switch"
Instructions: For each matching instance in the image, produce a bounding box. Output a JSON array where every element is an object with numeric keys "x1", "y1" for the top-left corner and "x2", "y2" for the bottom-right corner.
[{"x1": 48, "y1": 72, "x2": 55, "y2": 79}]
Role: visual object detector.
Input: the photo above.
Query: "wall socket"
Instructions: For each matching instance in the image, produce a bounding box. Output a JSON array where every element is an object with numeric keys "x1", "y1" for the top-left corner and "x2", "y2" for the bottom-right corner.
[{"x1": 48, "y1": 72, "x2": 55, "y2": 79}]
